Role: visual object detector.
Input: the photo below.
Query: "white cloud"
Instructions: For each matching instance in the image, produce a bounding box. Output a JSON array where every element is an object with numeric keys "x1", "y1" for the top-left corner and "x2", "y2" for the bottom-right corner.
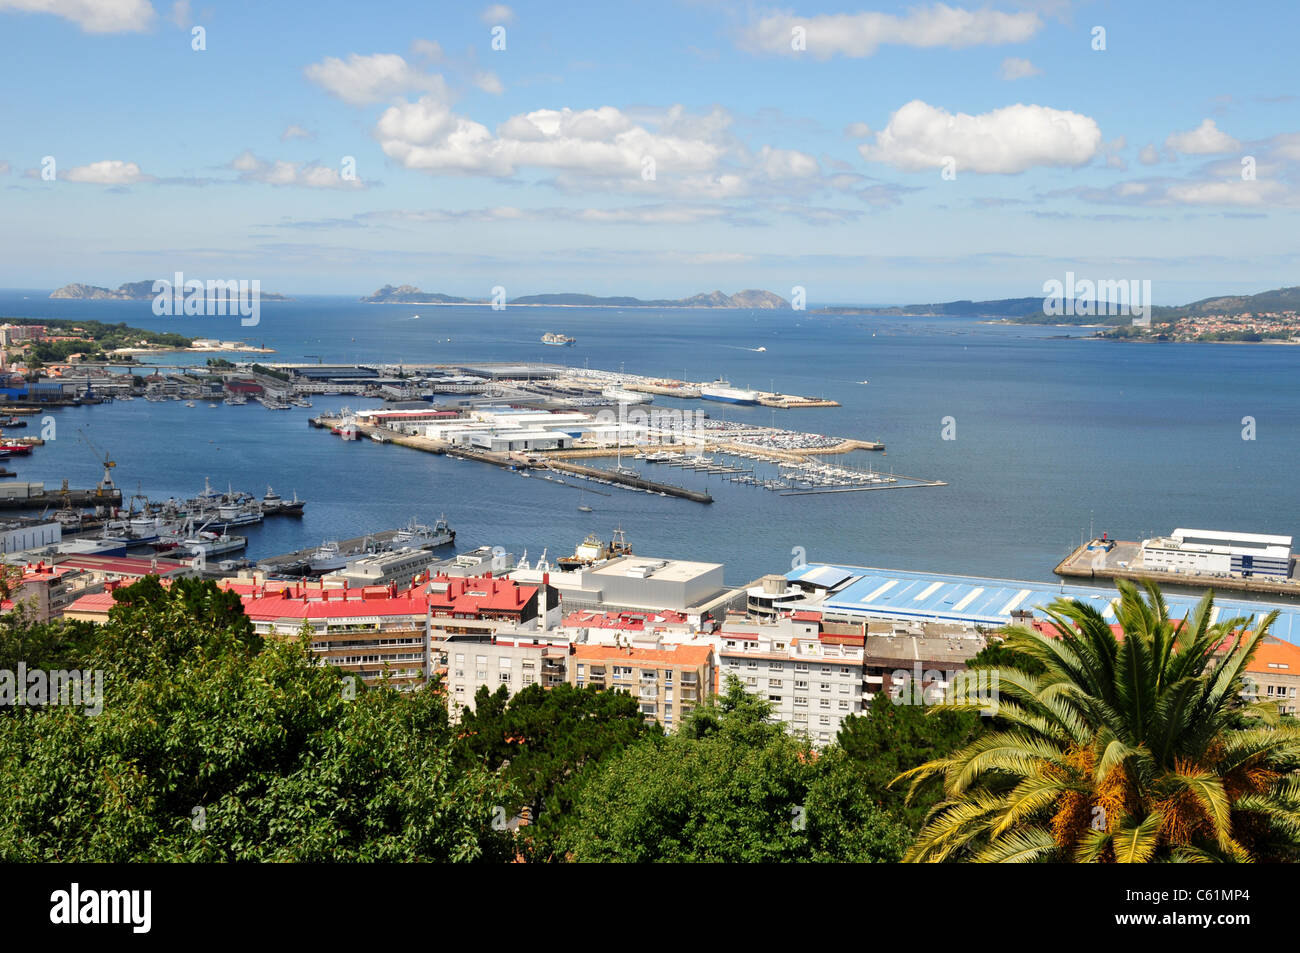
[
  {"x1": 167, "y1": 0, "x2": 189, "y2": 28},
  {"x1": 230, "y1": 151, "x2": 364, "y2": 189},
  {"x1": 64, "y1": 159, "x2": 151, "y2": 184},
  {"x1": 280, "y1": 124, "x2": 315, "y2": 142},
  {"x1": 741, "y1": 4, "x2": 1041, "y2": 59},
  {"x1": 756, "y1": 145, "x2": 820, "y2": 179},
  {"x1": 1164, "y1": 118, "x2": 1240, "y2": 156},
  {"x1": 304, "y1": 53, "x2": 448, "y2": 107},
  {"x1": 1138, "y1": 144, "x2": 1160, "y2": 165},
  {"x1": 0, "y1": 0, "x2": 154, "y2": 32},
  {"x1": 857, "y1": 100, "x2": 1103, "y2": 174},
  {"x1": 1164, "y1": 179, "x2": 1290, "y2": 207},
  {"x1": 999, "y1": 57, "x2": 1041, "y2": 80},
  {"x1": 481, "y1": 4, "x2": 514, "y2": 24},
  {"x1": 375, "y1": 100, "x2": 725, "y2": 180},
  {"x1": 844, "y1": 121, "x2": 872, "y2": 139},
  {"x1": 474, "y1": 70, "x2": 504, "y2": 95}
]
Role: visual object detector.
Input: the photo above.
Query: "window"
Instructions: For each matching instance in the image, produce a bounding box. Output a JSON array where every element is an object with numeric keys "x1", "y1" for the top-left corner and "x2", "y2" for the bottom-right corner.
[
  {"x1": 839, "y1": 700, "x2": 849, "y2": 709},
  {"x1": 768, "y1": 679, "x2": 783, "y2": 688},
  {"x1": 840, "y1": 666, "x2": 852, "y2": 675},
  {"x1": 819, "y1": 698, "x2": 830, "y2": 709},
  {"x1": 775, "y1": 642, "x2": 785, "y2": 650},
  {"x1": 577, "y1": 664, "x2": 585, "y2": 675},
  {"x1": 768, "y1": 695, "x2": 782, "y2": 703},
  {"x1": 476, "y1": 670, "x2": 487, "y2": 680},
  {"x1": 475, "y1": 655, "x2": 487, "y2": 665},
  {"x1": 769, "y1": 662, "x2": 783, "y2": 671},
  {"x1": 793, "y1": 712, "x2": 807, "y2": 723},
  {"x1": 794, "y1": 680, "x2": 808, "y2": 690},
  {"x1": 522, "y1": 675, "x2": 535, "y2": 685},
  {"x1": 794, "y1": 662, "x2": 809, "y2": 672},
  {"x1": 794, "y1": 696, "x2": 808, "y2": 707},
  {"x1": 499, "y1": 672, "x2": 511, "y2": 683},
  {"x1": 820, "y1": 682, "x2": 831, "y2": 692},
  {"x1": 819, "y1": 715, "x2": 830, "y2": 725},
  {"x1": 746, "y1": 677, "x2": 758, "y2": 687},
  {"x1": 455, "y1": 654, "x2": 464, "y2": 664},
  {"x1": 746, "y1": 660, "x2": 758, "y2": 669}
]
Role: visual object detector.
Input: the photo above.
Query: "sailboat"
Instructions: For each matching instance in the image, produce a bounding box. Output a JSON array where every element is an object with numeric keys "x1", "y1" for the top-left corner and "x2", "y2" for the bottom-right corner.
[
  {"x1": 614, "y1": 442, "x2": 639, "y2": 478},
  {"x1": 577, "y1": 489, "x2": 593, "y2": 513}
]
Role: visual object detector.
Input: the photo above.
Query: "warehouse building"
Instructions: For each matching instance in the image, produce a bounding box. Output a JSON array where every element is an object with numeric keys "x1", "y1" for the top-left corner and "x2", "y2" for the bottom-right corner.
[{"x1": 1138, "y1": 528, "x2": 1292, "y2": 579}]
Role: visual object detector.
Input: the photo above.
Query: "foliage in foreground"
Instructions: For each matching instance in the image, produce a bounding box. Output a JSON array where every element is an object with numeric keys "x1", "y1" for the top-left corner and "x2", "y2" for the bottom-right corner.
[
  {"x1": 562, "y1": 679, "x2": 911, "y2": 862},
  {"x1": 0, "y1": 577, "x2": 511, "y2": 862},
  {"x1": 897, "y1": 580, "x2": 1300, "y2": 862}
]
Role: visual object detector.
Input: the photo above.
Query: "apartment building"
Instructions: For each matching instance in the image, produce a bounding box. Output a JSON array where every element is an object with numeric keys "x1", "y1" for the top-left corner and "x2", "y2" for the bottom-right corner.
[
  {"x1": 719, "y1": 610, "x2": 866, "y2": 745},
  {"x1": 442, "y1": 635, "x2": 571, "y2": 716},
  {"x1": 571, "y1": 643, "x2": 713, "y2": 731},
  {"x1": 1232, "y1": 635, "x2": 1300, "y2": 716}
]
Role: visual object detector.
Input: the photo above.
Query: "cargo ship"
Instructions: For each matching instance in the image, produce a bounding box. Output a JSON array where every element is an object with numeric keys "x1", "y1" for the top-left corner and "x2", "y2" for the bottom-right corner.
[
  {"x1": 542, "y1": 332, "x2": 576, "y2": 346},
  {"x1": 700, "y1": 378, "x2": 759, "y2": 405}
]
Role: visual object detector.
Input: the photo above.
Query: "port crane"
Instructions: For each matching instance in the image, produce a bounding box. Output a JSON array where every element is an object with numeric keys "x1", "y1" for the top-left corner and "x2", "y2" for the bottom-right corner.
[{"x1": 77, "y1": 427, "x2": 117, "y2": 493}]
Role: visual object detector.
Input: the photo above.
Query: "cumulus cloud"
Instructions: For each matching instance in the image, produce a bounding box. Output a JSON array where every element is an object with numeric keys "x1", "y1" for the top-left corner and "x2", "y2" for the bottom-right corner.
[
  {"x1": 375, "y1": 99, "x2": 726, "y2": 181},
  {"x1": 1165, "y1": 118, "x2": 1240, "y2": 156},
  {"x1": 280, "y1": 124, "x2": 315, "y2": 142},
  {"x1": 230, "y1": 151, "x2": 364, "y2": 189},
  {"x1": 0, "y1": 0, "x2": 154, "y2": 33},
  {"x1": 64, "y1": 159, "x2": 152, "y2": 184},
  {"x1": 304, "y1": 53, "x2": 448, "y2": 106},
  {"x1": 740, "y1": 4, "x2": 1041, "y2": 59},
  {"x1": 999, "y1": 57, "x2": 1041, "y2": 80},
  {"x1": 857, "y1": 100, "x2": 1103, "y2": 174},
  {"x1": 1138, "y1": 144, "x2": 1160, "y2": 165},
  {"x1": 481, "y1": 4, "x2": 514, "y2": 24}
]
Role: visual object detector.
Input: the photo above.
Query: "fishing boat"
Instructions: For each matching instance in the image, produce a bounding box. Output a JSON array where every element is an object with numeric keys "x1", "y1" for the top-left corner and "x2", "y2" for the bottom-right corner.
[{"x1": 261, "y1": 485, "x2": 305, "y2": 516}]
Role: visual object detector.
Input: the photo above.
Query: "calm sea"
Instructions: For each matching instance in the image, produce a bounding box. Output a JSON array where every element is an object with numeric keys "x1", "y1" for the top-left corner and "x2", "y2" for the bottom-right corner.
[{"x1": 2, "y1": 291, "x2": 1297, "y2": 587}]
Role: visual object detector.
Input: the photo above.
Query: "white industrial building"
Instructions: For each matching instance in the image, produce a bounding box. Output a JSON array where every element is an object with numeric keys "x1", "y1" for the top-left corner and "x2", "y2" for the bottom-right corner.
[{"x1": 1139, "y1": 528, "x2": 1293, "y2": 579}]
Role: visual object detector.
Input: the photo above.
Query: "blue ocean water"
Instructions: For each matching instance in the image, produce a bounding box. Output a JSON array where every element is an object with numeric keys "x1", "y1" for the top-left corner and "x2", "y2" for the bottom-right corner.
[{"x1": 1, "y1": 291, "x2": 1297, "y2": 587}]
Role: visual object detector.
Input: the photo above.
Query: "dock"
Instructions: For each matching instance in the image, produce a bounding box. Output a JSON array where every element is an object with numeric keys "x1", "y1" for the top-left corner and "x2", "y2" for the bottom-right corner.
[
  {"x1": 1055, "y1": 540, "x2": 1300, "y2": 598},
  {"x1": 313, "y1": 417, "x2": 713, "y2": 504},
  {"x1": 257, "y1": 528, "x2": 410, "y2": 574}
]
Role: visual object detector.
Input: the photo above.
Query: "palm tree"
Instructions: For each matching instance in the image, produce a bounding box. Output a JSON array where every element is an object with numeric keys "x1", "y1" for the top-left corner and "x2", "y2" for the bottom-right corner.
[{"x1": 895, "y1": 579, "x2": 1300, "y2": 862}]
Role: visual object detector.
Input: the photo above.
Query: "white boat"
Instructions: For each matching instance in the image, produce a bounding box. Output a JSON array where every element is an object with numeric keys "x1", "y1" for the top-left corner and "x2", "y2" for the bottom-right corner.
[
  {"x1": 700, "y1": 378, "x2": 759, "y2": 404},
  {"x1": 542, "y1": 332, "x2": 575, "y2": 346},
  {"x1": 601, "y1": 386, "x2": 653, "y2": 405}
]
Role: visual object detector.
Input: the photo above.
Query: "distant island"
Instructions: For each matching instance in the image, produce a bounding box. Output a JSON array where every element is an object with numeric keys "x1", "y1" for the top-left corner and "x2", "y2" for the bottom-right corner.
[
  {"x1": 361, "y1": 285, "x2": 789, "y2": 309},
  {"x1": 51, "y1": 281, "x2": 291, "y2": 301},
  {"x1": 817, "y1": 284, "x2": 1300, "y2": 343}
]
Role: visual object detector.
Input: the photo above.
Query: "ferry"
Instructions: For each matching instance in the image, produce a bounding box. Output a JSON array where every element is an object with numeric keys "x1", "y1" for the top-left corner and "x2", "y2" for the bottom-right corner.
[
  {"x1": 601, "y1": 386, "x2": 653, "y2": 405},
  {"x1": 700, "y1": 378, "x2": 759, "y2": 405},
  {"x1": 542, "y1": 332, "x2": 576, "y2": 346}
]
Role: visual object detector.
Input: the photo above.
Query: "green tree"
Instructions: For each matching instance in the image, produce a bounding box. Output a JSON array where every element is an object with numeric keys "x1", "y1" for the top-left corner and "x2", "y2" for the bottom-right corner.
[
  {"x1": 0, "y1": 576, "x2": 512, "y2": 861},
  {"x1": 835, "y1": 689, "x2": 985, "y2": 830},
  {"x1": 453, "y1": 681, "x2": 654, "y2": 859},
  {"x1": 565, "y1": 678, "x2": 909, "y2": 862},
  {"x1": 896, "y1": 581, "x2": 1300, "y2": 862}
]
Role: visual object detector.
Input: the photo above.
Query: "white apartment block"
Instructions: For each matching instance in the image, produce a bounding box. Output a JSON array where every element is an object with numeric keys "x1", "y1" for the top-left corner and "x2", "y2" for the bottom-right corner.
[{"x1": 718, "y1": 611, "x2": 865, "y2": 746}]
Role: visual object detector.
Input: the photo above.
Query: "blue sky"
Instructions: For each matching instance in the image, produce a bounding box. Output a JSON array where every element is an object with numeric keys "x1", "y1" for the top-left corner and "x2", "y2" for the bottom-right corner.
[{"x1": 0, "y1": 0, "x2": 1297, "y2": 303}]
